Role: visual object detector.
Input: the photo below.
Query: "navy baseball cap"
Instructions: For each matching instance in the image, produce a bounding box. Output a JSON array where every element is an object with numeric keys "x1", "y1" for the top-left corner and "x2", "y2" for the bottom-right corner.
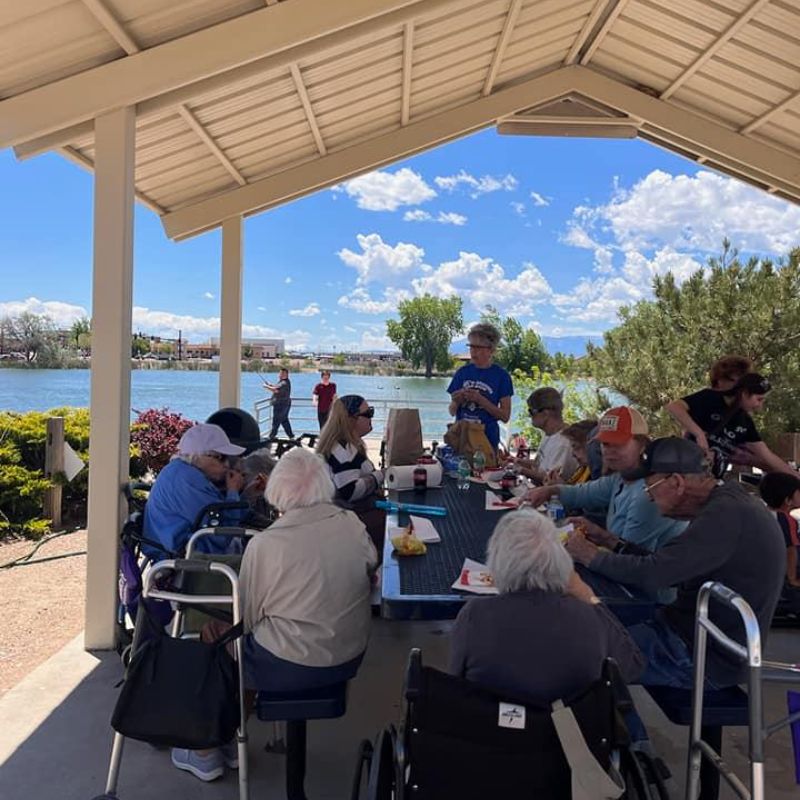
[{"x1": 626, "y1": 437, "x2": 708, "y2": 480}]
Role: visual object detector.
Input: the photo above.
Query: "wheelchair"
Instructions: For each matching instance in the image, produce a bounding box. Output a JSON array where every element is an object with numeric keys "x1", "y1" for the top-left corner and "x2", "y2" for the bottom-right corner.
[{"x1": 352, "y1": 649, "x2": 669, "y2": 800}]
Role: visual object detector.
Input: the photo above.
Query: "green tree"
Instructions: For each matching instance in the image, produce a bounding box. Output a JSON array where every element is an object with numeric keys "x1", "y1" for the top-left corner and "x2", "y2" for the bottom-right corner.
[
  {"x1": 70, "y1": 317, "x2": 91, "y2": 350},
  {"x1": 589, "y1": 242, "x2": 800, "y2": 441},
  {"x1": 386, "y1": 295, "x2": 463, "y2": 378},
  {"x1": 4, "y1": 312, "x2": 58, "y2": 364},
  {"x1": 480, "y1": 306, "x2": 549, "y2": 373},
  {"x1": 131, "y1": 335, "x2": 149, "y2": 358},
  {"x1": 332, "y1": 353, "x2": 346, "y2": 367}
]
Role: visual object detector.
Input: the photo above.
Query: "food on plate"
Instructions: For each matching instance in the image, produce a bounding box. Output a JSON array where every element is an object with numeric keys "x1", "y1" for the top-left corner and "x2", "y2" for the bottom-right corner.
[
  {"x1": 460, "y1": 568, "x2": 495, "y2": 587},
  {"x1": 391, "y1": 530, "x2": 427, "y2": 556}
]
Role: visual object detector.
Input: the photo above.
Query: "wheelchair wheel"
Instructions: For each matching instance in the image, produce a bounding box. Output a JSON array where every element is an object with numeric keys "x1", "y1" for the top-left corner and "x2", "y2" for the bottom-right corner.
[
  {"x1": 350, "y1": 739, "x2": 373, "y2": 800},
  {"x1": 621, "y1": 749, "x2": 671, "y2": 800}
]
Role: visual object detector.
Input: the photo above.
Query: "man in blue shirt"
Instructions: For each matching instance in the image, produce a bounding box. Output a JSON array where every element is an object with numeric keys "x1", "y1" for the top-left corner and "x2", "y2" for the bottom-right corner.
[
  {"x1": 447, "y1": 322, "x2": 513, "y2": 451},
  {"x1": 142, "y1": 423, "x2": 247, "y2": 558}
]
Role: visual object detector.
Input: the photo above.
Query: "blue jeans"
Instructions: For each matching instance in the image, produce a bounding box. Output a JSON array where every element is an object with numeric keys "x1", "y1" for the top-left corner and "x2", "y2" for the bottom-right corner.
[
  {"x1": 625, "y1": 619, "x2": 720, "y2": 743},
  {"x1": 629, "y1": 619, "x2": 707, "y2": 690}
]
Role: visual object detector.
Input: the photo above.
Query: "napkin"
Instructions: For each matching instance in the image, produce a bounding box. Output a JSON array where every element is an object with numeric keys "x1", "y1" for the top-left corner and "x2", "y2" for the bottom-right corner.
[
  {"x1": 485, "y1": 490, "x2": 522, "y2": 511},
  {"x1": 388, "y1": 515, "x2": 441, "y2": 543},
  {"x1": 451, "y1": 558, "x2": 499, "y2": 595}
]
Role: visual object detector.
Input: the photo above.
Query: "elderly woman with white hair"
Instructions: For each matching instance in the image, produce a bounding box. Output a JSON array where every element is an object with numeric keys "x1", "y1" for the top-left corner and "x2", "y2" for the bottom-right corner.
[
  {"x1": 173, "y1": 447, "x2": 378, "y2": 781},
  {"x1": 449, "y1": 509, "x2": 644, "y2": 706},
  {"x1": 239, "y1": 447, "x2": 378, "y2": 690},
  {"x1": 142, "y1": 422, "x2": 246, "y2": 558}
]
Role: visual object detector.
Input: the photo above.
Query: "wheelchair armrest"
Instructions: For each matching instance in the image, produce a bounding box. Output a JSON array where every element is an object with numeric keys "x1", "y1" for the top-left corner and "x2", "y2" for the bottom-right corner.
[
  {"x1": 404, "y1": 648, "x2": 423, "y2": 701},
  {"x1": 602, "y1": 658, "x2": 634, "y2": 714}
]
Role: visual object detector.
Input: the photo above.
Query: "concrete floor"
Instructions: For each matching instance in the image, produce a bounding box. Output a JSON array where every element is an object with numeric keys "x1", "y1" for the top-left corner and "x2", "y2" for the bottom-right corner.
[{"x1": 1, "y1": 619, "x2": 798, "y2": 800}]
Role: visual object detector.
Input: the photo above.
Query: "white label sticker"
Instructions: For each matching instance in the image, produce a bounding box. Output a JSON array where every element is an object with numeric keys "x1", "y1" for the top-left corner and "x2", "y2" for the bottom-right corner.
[{"x1": 498, "y1": 702, "x2": 526, "y2": 730}]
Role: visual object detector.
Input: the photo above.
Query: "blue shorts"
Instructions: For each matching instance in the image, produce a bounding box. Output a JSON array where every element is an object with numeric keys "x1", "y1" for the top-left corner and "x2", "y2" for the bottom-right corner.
[{"x1": 243, "y1": 634, "x2": 364, "y2": 692}]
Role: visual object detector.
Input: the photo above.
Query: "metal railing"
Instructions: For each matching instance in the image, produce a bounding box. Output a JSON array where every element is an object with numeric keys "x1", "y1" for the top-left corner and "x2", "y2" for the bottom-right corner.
[{"x1": 253, "y1": 396, "x2": 462, "y2": 444}]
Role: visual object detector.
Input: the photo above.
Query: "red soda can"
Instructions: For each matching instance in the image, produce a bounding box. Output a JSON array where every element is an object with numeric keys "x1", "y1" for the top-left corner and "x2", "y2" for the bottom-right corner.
[{"x1": 413, "y1": 467, "x2": 427, "y2": 492}]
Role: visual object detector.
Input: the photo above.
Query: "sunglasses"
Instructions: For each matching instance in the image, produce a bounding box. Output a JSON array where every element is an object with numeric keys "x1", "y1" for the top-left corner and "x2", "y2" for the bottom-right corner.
[
  {"x1": 528, "y1": 406, "x2": 553, "y2": 416},
  {"x1": 468, "y1": 343, "x2": 491, "y2": 350},
  {"x1": 206, "y1": 452, "x2": 228, "y2": 463},
  {"x1": 354, "y1": 406, "x2": 375, "y2": 419}
]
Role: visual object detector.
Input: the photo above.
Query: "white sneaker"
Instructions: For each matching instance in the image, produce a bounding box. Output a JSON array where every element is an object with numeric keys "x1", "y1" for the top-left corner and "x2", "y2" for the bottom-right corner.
[
  {"x1": 171, "y1": 748, "x2": 225, "y2": 781},
  {"x1": 221, "y1": 740, "x2": 239, "y2": 770}
]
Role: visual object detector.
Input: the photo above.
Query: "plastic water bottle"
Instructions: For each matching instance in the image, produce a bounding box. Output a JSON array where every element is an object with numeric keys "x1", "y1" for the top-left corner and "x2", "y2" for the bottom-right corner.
[
  {"x1": 457, "y1": 458, "x2": 471, "y2": 490},
  {"x1": 472, "y1": 449, "x2": 486, "y2": 478},
  {"x1": 547, "y1": 493, "x2": 565, "y2": 522}
]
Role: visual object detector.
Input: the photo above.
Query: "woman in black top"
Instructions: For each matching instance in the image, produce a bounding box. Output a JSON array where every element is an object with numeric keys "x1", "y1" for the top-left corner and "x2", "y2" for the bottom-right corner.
[{"x1": 666, "y1": 372, "x2": 795, "y2": 478}]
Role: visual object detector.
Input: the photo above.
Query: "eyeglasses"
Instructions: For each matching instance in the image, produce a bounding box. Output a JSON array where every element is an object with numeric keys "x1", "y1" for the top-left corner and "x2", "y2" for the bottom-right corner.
[
  {"x1": 206, "y1": 452, "x2": 228, "y2": 463},
  {"x1": 528, "y1": 406, "x2": 551, "y2": 416},
  {"x1": 643, "y1": 475, "x2": 672, "y2": 497},
  {"x1": 354, "y1": 406, "x2": 375, "y2": 419}
]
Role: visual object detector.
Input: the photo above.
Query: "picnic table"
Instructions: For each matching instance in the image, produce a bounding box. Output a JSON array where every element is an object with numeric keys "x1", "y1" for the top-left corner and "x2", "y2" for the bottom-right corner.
[{"x1": 380, "y1": 476, "x2": 655, "y2": 622}]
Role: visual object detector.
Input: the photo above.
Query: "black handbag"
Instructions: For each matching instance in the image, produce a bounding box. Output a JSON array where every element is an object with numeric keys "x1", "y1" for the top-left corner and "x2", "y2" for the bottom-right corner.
[{"x1": 111, "y1": 606, "x2": 243, "y2": 749}]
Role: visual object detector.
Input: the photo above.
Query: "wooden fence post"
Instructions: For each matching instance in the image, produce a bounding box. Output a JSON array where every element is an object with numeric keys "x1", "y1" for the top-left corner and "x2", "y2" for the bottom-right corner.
[{"x1": 44, "y1": 416, "x2": 65, "y2": 529}]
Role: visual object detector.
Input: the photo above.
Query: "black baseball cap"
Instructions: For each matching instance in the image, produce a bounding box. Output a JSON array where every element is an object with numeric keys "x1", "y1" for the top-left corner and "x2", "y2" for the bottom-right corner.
[{"x1": 626, "y1": 437, "x2": 708, "y2": 480}]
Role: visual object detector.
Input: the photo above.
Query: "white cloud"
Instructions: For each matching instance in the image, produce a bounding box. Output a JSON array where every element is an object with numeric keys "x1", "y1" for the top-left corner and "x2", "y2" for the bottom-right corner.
[
  {"x1": 361, "y1": 330, "x2": 396, "y2": 351},
  {"x1": 403, "y1": 209, "x2": 467, "y2": 226},
  {"x1": 203, "y1": 291, "x2": 215, "y2": 300},
  {"x1": 0, "y1": 297, "x2": 88, "y2": 328},
  {"x1": 403, "y1": 209, "x2": 431, "y2": 222},
  {"x1": 511, "y1": 201, "x2": 526, "y2": 217},
  {"x1": 333, "y1": 167, "x2": 436, "y2": 211},
  {"x1": 284, "y1": 277, "x2": 292, "y2": 284},
  {"x1": 289, "y1": 302, "x2": 321, "y2": 317},
  {"x1": 257, "y1": 306, "x2": 266, "y2": 311},
  {"x1": 129, "y1": 306, "x2": 312, "y2": 348},
  {"x1": 434, "y1": 170, "x2": 518, "y2": 198},
  {"x1": 621, "y1": 247, "x2": 705, "y2": 285},
  {"x1": 337, "y1": 233, "x2": 426, "y2": 284},
  {"x1": 411, "y1": 252, "x2": 552, "y2": 315},
  {"x1": 578, "y1": 169, "x2": 800, "y2": 254},
  {"x1": 530, "y1": 191, "x2": 551, "y2": 207},
  {"x1": 337, "y1": 287, "x2": 410, "y2": 315},
  {"x1": 552, "y1": 276, "x2": 645, "y2": 324}
]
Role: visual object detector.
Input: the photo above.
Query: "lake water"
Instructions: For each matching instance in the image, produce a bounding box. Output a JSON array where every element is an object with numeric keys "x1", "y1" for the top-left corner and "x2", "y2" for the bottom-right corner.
[{"x1": 1, "y1": 368, "x2": 519, "y2": 440}]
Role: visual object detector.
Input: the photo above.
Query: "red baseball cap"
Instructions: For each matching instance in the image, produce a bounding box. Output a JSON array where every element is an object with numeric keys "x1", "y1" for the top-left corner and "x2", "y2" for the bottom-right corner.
[{"x1": 594, "y1": 406, "x2": 649, "y2": 444}]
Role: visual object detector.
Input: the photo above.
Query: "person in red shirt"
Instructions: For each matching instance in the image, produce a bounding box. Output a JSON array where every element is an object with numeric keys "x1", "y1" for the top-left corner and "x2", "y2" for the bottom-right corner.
[{"x1": 312, "y1": 370, "x2": 337, "y2": 429}]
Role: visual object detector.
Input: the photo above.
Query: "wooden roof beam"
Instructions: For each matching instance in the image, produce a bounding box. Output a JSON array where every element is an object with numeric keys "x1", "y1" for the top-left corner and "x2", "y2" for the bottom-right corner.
[
  {"x1": 660, "y1": 0, "x2": 772, "y2": 101},
  {"x1": 0, "y1": 0, "x2": 436, "y2": 149},
  {"x1": 290, "y1": 63, "x2": 327, "y2": 156},
  {"x1": 482, "y1": 0, "x2": 523, "y2": 96}
]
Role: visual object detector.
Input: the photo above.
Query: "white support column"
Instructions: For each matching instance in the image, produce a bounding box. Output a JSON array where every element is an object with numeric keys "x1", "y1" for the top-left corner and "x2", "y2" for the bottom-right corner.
[
  {"x1": 84, "y1": 106, "x2": 135, "y2": 650},
  {"x1": 219, "y1": 216, "x2": 243, "y2": 408}
]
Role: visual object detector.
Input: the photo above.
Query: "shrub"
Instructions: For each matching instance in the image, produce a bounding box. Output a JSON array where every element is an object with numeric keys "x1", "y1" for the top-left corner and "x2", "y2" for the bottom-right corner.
[
  {"x1": 130, "y1": 408, "x2": 194, "y2": 476},
  {"x1": 0, "y1": 407, "x2": 151, "y2": 539}
]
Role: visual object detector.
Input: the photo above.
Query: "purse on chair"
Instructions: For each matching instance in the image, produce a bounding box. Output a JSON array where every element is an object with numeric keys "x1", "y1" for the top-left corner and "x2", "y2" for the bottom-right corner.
[{"x1": 111, "y1": 604, "x2": 243, "y2": 749}]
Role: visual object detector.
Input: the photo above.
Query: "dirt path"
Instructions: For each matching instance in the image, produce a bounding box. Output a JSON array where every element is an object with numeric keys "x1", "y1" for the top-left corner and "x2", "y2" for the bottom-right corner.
[{"x1": 0, "y1": 530, "x2": 87, "y2": 697}]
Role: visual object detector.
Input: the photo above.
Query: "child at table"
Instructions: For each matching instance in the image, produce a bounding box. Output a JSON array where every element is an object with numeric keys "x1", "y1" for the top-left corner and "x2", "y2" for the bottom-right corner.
[{"x1": 759, "y1": 472, "x2": 800, "y2": 612}]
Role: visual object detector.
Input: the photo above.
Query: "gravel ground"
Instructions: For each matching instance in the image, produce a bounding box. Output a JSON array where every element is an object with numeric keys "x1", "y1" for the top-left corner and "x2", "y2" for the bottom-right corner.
[{"x1": 0, "y1": 530, "x2": 87, "y2": 698}]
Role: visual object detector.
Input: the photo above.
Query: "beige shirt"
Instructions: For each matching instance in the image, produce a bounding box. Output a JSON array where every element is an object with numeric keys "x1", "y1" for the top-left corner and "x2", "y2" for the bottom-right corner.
[{"x1": 239, "y1": 502, "x2": 378, "y2": 667}]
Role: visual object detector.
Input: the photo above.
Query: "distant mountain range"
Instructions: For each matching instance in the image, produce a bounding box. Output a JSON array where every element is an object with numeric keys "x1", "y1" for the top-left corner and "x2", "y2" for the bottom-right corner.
[{"x1": 542, "y1": 335, "x2": 604, "y2": 357}]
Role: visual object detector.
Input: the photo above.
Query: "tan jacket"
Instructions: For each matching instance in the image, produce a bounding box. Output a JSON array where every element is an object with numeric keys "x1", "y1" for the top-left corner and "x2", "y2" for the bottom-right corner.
[{"x1": 239, "y1": 502, "x2": 378, "y2": 667}]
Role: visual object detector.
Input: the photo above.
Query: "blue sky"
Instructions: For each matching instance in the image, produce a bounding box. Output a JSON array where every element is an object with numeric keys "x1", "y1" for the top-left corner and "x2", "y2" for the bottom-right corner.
[{"x1": 2, "y1": 128, "x2": 799, "y2": 353}]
